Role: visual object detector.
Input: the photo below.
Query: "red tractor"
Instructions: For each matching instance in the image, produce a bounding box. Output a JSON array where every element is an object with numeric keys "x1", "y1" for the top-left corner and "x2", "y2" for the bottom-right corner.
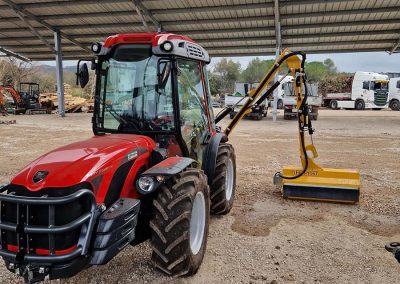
[
  {"x1": 0, "y1": 33, "x2": 237, "y2": 282},
  {"x1": 0, "y1": 32, "x2": 332, "y2": 283}
]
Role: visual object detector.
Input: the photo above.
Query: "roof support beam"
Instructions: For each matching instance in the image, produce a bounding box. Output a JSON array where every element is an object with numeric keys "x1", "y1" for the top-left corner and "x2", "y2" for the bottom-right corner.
[
  {"x1": 390, "y1": 37, "x2": 400, "y2": 54},
  {"x1": 2, "y1": 28, "x2": 400, "y2": 44},
  {"x1": 131, "y1": 0, "x2": 161, "y2": 31},
  {"x1": 0, "y1": 47, "x2": 30, "y2": 62},
  {"x1": 13, "y1": 9, "x2": 55, "y2": 52},
  {"x1": 132, "y1": 0, "x2": 150, "y2": 32},
  {"x1": 272, "y1": 0, "x2": 281, "y2": 122},
  {"x1": 1, "y1": 0, "x2": 90, "y2": 53},
  {"x1": 54, "y1": 30, "x2": 65, "y2": 117}
]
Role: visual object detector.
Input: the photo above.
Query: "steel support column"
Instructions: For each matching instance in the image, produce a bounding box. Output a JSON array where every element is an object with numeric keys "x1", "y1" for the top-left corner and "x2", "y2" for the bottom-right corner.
[
  {"x1": 54, "y1": 30, "x2": 65, "y2": 117},
  {"x1": 272, "y1": 0, "x2": 282, "y2": 122}
]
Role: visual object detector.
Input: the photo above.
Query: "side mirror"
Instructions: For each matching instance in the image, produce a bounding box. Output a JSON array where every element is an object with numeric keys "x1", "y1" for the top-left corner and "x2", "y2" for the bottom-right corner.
[
  {"x1": 157, "y1": 60, "x2": 171, "y2": 90},
  {"x1": 76, "y1": 63, "x2": 89, "y2": 88}
]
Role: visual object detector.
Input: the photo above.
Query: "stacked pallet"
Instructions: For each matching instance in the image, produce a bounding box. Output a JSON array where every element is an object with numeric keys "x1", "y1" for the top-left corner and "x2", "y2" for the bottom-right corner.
[{"x1": 40, "y1": 84, "x2": 94, "y2": 113}]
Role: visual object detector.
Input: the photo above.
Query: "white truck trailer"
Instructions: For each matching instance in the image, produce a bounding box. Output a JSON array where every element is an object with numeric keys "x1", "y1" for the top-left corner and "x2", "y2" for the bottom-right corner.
[
  {"x1": 282, "y1": 80, "x2": 321, "y2": 120},
  {"x1": 322, "y1": 71, "x2": 389, "y2": 110},
  {"x1": 224, "y1": 82, "x2": 268, "y2": 120},
  {"x1": 389, "y1": 77, "x2": 400, "y2": 111}
]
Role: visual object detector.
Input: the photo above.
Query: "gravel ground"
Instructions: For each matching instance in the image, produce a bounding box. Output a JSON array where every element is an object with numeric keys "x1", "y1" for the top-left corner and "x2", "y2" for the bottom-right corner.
[{"x1": 0, "y1": 109, "x2": 400, "y2": 283}]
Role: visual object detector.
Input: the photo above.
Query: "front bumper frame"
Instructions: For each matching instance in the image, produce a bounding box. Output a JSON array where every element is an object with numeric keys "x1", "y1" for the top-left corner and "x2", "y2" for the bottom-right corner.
[{"x1": 0, "y1": 187, "x2": 98, "y2": 264}]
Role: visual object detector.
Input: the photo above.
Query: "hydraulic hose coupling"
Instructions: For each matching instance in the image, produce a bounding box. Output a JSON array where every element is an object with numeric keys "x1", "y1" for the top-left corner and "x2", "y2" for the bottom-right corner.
[{"x1": 273, "y1": 172, "x2": 283, "y2": 186}]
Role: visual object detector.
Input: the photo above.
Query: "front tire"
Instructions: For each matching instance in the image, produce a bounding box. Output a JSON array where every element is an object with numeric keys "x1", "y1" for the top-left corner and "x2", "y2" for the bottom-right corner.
[
  {"x1": 150, "y1": 168, "x2": 210, "y2": 276},
  {"x1": 355, "y1": 99, "x2": 365, "y2": 110},
  {"x1": 209, "y1": 144, "x2": 236, "y2": 215}
]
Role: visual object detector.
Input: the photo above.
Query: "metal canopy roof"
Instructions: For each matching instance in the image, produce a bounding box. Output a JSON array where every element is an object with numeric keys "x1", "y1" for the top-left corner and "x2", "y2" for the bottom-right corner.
[{"x1": 0, "y1": 0, "x2": 400, "y2": 61}]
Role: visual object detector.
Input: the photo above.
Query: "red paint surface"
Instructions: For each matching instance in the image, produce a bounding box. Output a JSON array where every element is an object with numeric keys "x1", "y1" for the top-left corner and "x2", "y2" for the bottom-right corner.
[
  {"x1": 7, "y1": 244, "x2": 77, "y2": 255},
  {"x1": 11, "y1": 134, "x2": 156, "y2": 203},
  {"x1": 103, "y1": 32, "x2": 195, "y2": 48}
]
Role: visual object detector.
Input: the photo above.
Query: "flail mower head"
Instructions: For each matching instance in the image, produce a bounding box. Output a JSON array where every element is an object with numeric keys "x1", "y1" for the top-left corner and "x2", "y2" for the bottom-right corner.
[{"x1": 271, "y1": 50, "x2": 361, "y2": 203}]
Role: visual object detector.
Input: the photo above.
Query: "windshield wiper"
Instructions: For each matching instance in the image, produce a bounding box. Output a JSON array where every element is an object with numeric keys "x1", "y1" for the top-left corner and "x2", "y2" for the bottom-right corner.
[{"x1": 97, "y1": 96, "x2": 139, "y2": 130}]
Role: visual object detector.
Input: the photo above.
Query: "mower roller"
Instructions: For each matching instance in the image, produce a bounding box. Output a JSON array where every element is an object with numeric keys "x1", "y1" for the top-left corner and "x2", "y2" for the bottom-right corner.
[{"x1": 0, "y1": 33, "x2": 360, "y2": 283}]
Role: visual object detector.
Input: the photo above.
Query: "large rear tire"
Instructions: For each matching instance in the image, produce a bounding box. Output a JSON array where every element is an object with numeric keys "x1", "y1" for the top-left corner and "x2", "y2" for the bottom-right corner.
[
  {"x1": 150, "y1": 168, "x2": 210, "y2": 276},
  {"x1": 209, "y1": 144, "x2": 236, "y2": 215}
]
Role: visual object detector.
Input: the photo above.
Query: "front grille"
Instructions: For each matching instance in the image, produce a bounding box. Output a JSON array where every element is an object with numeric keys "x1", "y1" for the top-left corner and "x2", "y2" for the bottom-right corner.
[
  {"x1": 374, "y1": 92, "x2": 388, "y2": 106},
  {"x1": 187, "y1": 44, "x2": 204, "y2": 59},
  {"x1": 0, "y1": 185, "x2": 96, "y2": 263}
]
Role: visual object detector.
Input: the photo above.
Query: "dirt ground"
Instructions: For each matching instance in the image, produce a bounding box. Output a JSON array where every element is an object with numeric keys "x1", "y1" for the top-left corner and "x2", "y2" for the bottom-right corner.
[{"x1": 1, "y1": 109, "x2": 400, "y2": 283}]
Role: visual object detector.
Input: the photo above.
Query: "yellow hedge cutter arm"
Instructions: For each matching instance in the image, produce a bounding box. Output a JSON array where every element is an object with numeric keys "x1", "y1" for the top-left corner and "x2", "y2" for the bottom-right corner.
[{"x1": 215, "y1": 49, "x2": 360, "y2": 203}]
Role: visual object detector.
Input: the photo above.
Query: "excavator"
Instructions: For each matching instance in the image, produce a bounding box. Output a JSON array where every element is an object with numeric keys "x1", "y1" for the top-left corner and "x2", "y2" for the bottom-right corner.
[
  {"x1": 0, "y1": 83, "x2": 50, "y2": 115},
  {"x1": 0, "y1": 33, "x2": 360, "y2": 283}
]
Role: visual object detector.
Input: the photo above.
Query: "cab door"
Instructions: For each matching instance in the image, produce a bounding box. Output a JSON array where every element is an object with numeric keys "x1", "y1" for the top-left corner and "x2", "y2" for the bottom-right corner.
[{"x1": 176, "y1": 59, "x2": 212, "y2": 165}]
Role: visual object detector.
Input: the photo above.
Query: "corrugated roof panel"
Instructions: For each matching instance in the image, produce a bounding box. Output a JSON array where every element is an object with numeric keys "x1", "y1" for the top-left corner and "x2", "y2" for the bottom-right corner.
[{"x1": 0, "y1": 0, "x2": 398, "y2": 60}]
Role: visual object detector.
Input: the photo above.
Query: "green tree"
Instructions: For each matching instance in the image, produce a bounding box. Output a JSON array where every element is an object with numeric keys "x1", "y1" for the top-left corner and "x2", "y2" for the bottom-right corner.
[
  {"x1": 240, "y1": 57, "x2": 275, "y2": 84},
  {"x1": 208, "y1": 71, "x2": 224, "y2": 96},
  {"x1": 213, "y1": 58, "x2": 241, "y2": 94},
  {"x1": 305, "y1": 58, "x2": 338, "y2": 82}
]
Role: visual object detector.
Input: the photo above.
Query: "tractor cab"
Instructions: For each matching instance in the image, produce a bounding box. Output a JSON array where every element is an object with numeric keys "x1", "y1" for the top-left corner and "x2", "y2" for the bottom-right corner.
[
  {"x1": 19, "y1": 82, "x2": 41, "y2": 110},
  {"x1": 78, "y1": 33, "x2": 216, "y2": 165}
]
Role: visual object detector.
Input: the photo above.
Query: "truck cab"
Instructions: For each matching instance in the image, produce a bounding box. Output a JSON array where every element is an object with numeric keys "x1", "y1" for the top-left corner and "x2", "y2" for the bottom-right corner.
[
  {"x1": 350, "y1": 71, "x2": 389, "y2": 109},
  {"x1": 324, "y1": 71, "x2": 389, "y2": 110},
  {"x1": 389, "y1": 77, "x2": 400, "y2": 110}
]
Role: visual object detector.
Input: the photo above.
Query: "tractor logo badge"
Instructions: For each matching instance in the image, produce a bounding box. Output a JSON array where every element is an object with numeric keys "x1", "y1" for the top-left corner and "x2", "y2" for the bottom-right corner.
[{"x1": 33, "y1": 171, "x2": 49, "y2": 183}]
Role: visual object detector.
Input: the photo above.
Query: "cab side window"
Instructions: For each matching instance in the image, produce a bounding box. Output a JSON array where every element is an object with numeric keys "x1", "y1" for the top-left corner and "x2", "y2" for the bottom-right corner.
[
  {"x1": 396, "y1": 80, "x2": 400, "y2": 89},
  {"x1": 177, "y1": 59, "x2": 209, "y2": 163},
  {"x1": 362, "y1": 81, "x2": 370, "y2": 90}
]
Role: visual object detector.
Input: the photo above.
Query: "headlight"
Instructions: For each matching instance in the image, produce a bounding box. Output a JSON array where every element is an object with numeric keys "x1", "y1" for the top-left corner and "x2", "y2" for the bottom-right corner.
[
  {"x1": 91, "y1": 42, "x2": 102, "y2": 53},
  {"x1": 137, "y1": 176, "x2": 156, "y2": 193},
  {"x1": 160, "y1": 41, "x2": 173, "y2": 52}
]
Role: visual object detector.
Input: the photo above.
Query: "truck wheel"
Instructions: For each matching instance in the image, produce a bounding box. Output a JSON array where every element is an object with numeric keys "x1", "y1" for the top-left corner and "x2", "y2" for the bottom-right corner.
[
  {"x1": 329, "y1": 100, "x2": 338, "y2": 110},
  {"x1": 150, "y1": 168, "x2": 210, "y2": 276},
  {"x1": 355, "y1": 99, "x2": 365, "y2": 110},
  {"x1": 390, "y1": 100, "x2": 400, "y2": 111},
  {"x1": 277, "y1": 99, "x2": 283, "y2": 109},
  {"x1": 209, "y1": 143, "x2": 236, "y2": 215}
]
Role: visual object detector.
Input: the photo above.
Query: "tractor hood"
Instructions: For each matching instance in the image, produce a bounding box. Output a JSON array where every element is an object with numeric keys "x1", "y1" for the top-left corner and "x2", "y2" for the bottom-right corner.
[{"x1": 11, "y1": 134, "x2": 155, "y2": 191}]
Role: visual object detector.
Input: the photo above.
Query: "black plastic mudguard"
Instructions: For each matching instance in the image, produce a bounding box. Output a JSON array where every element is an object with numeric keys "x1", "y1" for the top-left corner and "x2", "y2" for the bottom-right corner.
[{"x1": 202, "y1": 133, "x2": 226, "y2": 183}]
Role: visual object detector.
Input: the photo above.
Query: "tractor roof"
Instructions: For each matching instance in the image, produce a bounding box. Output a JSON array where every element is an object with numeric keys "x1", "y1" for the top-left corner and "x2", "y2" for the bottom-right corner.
[{"x1": 102, "y1": 32, "x2": 210, "y2": 63}]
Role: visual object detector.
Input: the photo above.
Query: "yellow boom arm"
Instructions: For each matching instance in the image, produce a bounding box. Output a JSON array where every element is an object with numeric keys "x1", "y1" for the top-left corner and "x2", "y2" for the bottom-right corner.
[{"x1": 220, "y1": 49, "x2": 361, "y2": 204}]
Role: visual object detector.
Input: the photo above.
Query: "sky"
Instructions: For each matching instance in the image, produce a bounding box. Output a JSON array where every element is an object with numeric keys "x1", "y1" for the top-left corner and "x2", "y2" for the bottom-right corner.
[
  {"x1": 40, "y1": 51, "x2": 400, "y2": 74},
  {"x1": 209, "y1": 51, "x2": 400, "y2": 73}
]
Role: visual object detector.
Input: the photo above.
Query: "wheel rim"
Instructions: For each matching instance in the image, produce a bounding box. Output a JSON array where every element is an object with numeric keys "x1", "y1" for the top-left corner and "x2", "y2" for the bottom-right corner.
[
  {"x1": 225, "y1": 158, "x2": 234, "y2": 201},
  {"x1": 189, "y1": 191, "x2": 206, "y2": 255}
]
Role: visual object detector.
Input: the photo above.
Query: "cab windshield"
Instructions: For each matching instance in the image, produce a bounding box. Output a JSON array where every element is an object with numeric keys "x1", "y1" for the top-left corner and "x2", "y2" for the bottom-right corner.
[
  {"x1": 96, "y1": 44, "x2": 174, "y2": 133},
  {"x1": 372, "y1": 81, "x2": 388, "y2": 91}
]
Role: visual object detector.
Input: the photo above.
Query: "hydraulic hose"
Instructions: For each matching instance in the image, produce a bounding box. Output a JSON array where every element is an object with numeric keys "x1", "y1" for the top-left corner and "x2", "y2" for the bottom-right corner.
[{"x1": 275, "y1": 57, "x2": 313, "y2": 180}]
